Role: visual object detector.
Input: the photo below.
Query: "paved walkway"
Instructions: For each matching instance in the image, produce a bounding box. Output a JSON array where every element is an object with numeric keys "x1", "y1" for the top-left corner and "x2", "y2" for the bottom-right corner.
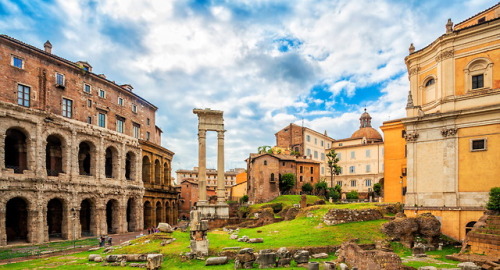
[{"x1": 0, "y1": 231, "x2": 145, "y2": 266}]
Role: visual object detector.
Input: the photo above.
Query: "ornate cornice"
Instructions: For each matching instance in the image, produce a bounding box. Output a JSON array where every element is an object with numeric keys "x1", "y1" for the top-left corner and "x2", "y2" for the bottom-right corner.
[
  {"x1": 404, "y1": 132, "x2": 419, "y2": 142},
  {"x1": 441, "y1": 128, "x2": 457, "y2": 137},
  {"x1": 408, "y1": 66, "x2": 420, "y2": 76},
  {"x1": 435, "y1": 50, "x2": 454, "y2": 62}
]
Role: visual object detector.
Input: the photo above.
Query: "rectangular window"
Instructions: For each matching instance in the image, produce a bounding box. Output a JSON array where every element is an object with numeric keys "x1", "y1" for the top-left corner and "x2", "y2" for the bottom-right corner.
[
  {"x1": 339, "y1": 167, "x2": 343, "y2": 174},
  {"x1": 314, "y1": 138, "x2": 317, "y2": 145},
  {"x1": 83, "y1": 83, "x2": 91, "y2": 93},
  {"x1": 56, "y1": 73, "x2": 65, "y2": 87},
  {"x1": 146, "y1": 131, "x2": 151, "y2": 141},
  {"x1": 310, "y1": 177, "x2": 313, "y2": 182},
  {"x1": 98, "y1": 113, "x2": 106, "y2": 128},
  {"x1": 133, "y1": 123, "x2": 140, "y2": 139},
  {"x1": 300, "y1": 176, "x2": 303, "y2": 182},
  {"x1": 310, "y1": 167, "x2": 313, "y2": 173},
  {"x1": 87, "y1": 99, "x2": 92, "y2": 107},
  {"x1": 132, "y1": 104, "x2": 137, "y2": 113},
  {"x1": 321, "y1": 167, "x2": 324, "y2": 174},
  {"x1": 338, "y1": 153, "x2": 342, "y2": 160},
  {"x1": 307, "y1": 149, "x2": 311, "y2": 156},
  {"x1": 472, "y1": 74, "x2": 484, "y2": 89},
  {"x1": 321, "y1": 153, "x2": 325, "y2": 161},
  {"x1": 336, "y1": 181, "x2": 342, "y2": 187},
  {"x1": 300, "y1": 166, "x2": 303, "y2": 173},
  {"x1": 17, "y1": 84, "x2": 30, "y2": 107},
  {"x1": 147, "y1": 118, "x2": 150, "y2": 125},
  {"x1": 116, "y1": 117, "x2": 125, "y2": 133},
  {"x1": 349, "y1": 166, "x2": 355, "y2": 173},
  {"x1": 314, "y1": 151, "x2": 318, "y2": 159},
  {"x1": 62, "y1": 98, "x2": 72, "y2": 118},
  {"x1": 351, "y1": 151, "x2": 355, "y2": 159},
  {"x1": 87, "y1": 116, "x2": 92, "y2": 124},
  {"x1": 365, "y1": 179, "x2": 372, "y2": 187},
  {"x1": 366, "y1": 164, "x2": 371, "y2": 173},
  {"x1": 306, "y1": 135, "x2": 310, "y2": 142},
  {"x1": 365, "y1": 149, "x2": 371, "y2": 157},
  {"x1": 99, "y1": 89, "x2": 106, "y2": 98},
  {"x1": 470, "y1": 138, "x2": 487, "y2": 151},
  {"x1": 350, "y1": 180, "x2": 356, "y2": 187},
  {"x1": 321, "y1": 140, "x2": 324, "y2": 147},
  {"x1": 12, "y1": 56, "x2": 23, "y2": 68},
  {"x1": 118, "y1": 97, "x2": 124, "y2": 106}
]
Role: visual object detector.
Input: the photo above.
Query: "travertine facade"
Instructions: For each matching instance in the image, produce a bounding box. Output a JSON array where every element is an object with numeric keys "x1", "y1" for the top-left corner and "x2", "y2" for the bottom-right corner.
[
  {"x1": 0, "y1": 35, "x2": 177, "y2": 246},
  {"x1": 402, "y1": 3, "x2": 500, "y2": 240}
]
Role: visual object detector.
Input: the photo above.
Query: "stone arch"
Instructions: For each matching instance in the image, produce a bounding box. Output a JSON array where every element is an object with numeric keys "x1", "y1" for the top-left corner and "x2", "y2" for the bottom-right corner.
[
  {"x1": 5, "y1": 197, "x2": 29, "y2": 243},
  {"x1": 5, "y1": 127, "x2": 29, "y2": 173},
  {"x1": 126, "y1": 198, "x2": 139, "y2": 232},
  {"x1": 80, "y1": 198, "x2": 95, "y2": 237},
  {"x1": 143, "y1": 201, "x2": 153, "y2": 229},
  {"x1": 154, "y1": 159, "x2": 161, "y2": 185},
  {"x1": 47, "y1": 198, "x2": 66, "y2": 240},
  {"x1": 164, "y1": 201, "x2": 171, "y2": 224},
  {"x1": 125, "y1": 151, "x2": 137, "y2": 181},
  {"x1": 104, "y1": 146, "x2": 119, "y2": 179},
  {"x1": 465, "y1": 221, "x2": 477, "y2": 235},
  {"x1": 163, "y1": 162, "x2": 169, "y2": 186},
  {"x1": 45, "y1": 134, "x2": 66, "y2": 176},
  {"x1": 106, "y1": 199, "x2": 120, "y2": 234},
  {"x1": 155, "y1": 201, "x2": 163, "y2": 226},
  {"x1": 142, "y1": 156, "x2": 151, "y2": 183},
  {"x1": 78, "y1": 141, "x2": 96, "y2": 176}
]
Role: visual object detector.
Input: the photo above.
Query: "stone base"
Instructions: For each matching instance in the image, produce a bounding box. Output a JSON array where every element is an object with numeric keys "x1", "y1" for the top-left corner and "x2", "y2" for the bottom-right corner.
[
  {"x1": 190, "y1": 239, "x2": 209, "y2": 256},
  {"x1": 197, "y1": 203, "x2": 229, "y2": 219}
]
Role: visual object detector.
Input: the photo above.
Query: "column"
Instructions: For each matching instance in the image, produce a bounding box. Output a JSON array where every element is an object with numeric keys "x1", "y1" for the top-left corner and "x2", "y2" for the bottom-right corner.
[
  {"x1": 216, "y1": 130, "x2": 225, "y2": 204},
  {"x1": 198, "y1": 130, "x2": 207, "y2": 205}
]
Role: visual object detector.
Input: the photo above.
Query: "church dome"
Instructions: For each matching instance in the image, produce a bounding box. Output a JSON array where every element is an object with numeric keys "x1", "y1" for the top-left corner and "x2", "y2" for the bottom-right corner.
[{"x1": 350, "y1": 109, "x2": 383, "y2": 141}]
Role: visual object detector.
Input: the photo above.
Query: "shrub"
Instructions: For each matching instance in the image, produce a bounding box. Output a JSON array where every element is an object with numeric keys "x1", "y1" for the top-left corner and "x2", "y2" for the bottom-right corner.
[
  {"x1": 486, "y1": 187, "x2": 500, "y2": 211},
  {"x1": 302, "y1": 183, "x2": 313, "y2": 194},
  {"x1": 346, "y1": 190, "x2": 359, "y2": 200},
  {"x1": 326, "y1": 188, "x2": 340, "y2": 201},
  {"x1": 373, "y1": 183, "x2": 382, "y2": 196},
  {"x1": 240, "y1": 195, "x2": 249, "y2": 204},
  {"x1": 280, "y1": 173, "x2": 296, "y2": 193},
  {"x1": 269, "y1": 203, "x2": 283, "y2": 213},
  {"x1": 314, "y1": 181, "x2": 328, "y2": 195}
]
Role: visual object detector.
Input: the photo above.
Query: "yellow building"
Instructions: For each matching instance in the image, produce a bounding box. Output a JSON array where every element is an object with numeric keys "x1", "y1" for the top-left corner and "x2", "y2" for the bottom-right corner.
[
  {"x1": 402, "y1": 3, "x2": 500, "y2": 241},
  {"x1": 230, "y1": 172, "x2": 248, "y2": 201},
  {"x1": 380, "y1": 119, "x2": 407, "y2": 203}
]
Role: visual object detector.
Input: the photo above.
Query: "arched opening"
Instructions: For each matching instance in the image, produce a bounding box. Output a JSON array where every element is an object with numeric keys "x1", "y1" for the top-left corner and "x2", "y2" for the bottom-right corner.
[
  {"x1": 163, "y1": 162, "x2": 169, "y2": 186},
  {"x1": 106, "y1": 199, "x2": 119, "y2": 234},
  {"x1": 6, "y1": 197, "x2": 28, "y2": 243},
  {"x1": 80, "y1": 199, "x2": 93, "y2": 237},
  {"x1": 78, "y1": 142, "x2": 93, "y2": 176},
  {"x1": 125, "y1": 152, "x2": 136, "y2": 180},
  {"x1": 466, "y1": 221, "x2": 477, "y2": 235},
  {"x1": 155, "y1": 202, "x2": 163, "y2": 226},
  {"x1": 104, "y1": 146, "x2": 118, "y2": 178},
  {"x1": 154, "y1": 159, "x2": 161, "y2": 184},
  {"x1": 165, "y1": 202, "x2": 171, "y2": 225},
  {"x1": 46, "y1": 135, "x2": 63, "y2": 176},
  {"x1": 5, "y1": 128, "x2": 28, "y2": 173},
  {"x1": 47, "y1": 198, "x2": 64, "y2": 240},
  {"x1": 142, "y1": 156, "x2": 151, "y2": 183},
  {"x1": 126, "y1": 198, "x2": 137, "y2": 232},
  {"x1": 144, "y1": 201, "x2": 153, "y2": 229}
]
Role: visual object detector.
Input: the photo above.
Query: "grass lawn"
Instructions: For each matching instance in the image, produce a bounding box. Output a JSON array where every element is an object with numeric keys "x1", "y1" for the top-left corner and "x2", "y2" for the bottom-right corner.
[
  {"x1": 0, "y1": 238, "x2": 98, "y2": 261},
  {"x1": 392, "y1": 242, "x2": 461, "y2": 269}
]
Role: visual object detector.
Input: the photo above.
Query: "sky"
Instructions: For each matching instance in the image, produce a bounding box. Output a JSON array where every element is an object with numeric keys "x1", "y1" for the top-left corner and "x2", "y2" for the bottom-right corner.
[{"x1": 0, "y1": 0, "x2": 496, "y2": 178}]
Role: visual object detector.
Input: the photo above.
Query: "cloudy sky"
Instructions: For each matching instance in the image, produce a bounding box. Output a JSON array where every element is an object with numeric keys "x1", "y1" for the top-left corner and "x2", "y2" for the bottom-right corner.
[{"x1": 1, "y1": 0, "x2": 495, "y2": 177}]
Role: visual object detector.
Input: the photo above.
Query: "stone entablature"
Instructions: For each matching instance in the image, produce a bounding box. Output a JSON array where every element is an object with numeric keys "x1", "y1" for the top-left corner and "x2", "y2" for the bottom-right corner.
[{"x1": 0, "y1": 101, "x2": 144, "y2": 246}]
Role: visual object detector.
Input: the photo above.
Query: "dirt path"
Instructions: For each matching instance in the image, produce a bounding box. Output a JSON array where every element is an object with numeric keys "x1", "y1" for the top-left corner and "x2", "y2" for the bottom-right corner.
[{"x1": 0, "y1": 231, "x2": 145, "y2": 266}]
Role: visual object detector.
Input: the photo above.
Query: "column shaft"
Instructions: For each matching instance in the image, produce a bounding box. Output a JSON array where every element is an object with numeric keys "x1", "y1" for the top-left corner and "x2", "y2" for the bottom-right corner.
[
  {"x1": 198, "y1": 130, "x2": 207, "y2": 205},
  {"x1": 216, "y1": 131, "x2": 225, "y2": 204}
]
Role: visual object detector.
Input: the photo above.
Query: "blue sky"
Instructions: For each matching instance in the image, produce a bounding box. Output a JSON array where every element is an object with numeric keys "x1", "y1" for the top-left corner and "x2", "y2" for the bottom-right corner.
[{"x1": 0, "y1": 0, "x2": 496, "y2": 177}]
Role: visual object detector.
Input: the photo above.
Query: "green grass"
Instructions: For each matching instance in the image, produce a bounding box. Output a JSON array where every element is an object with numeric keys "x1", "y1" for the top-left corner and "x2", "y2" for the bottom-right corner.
[
  {"x1": 249, "y1": 195, "x2": 322, "y2": 211},
  {"x1": 395, "y1": 243, "x2": 460, "y2": 269},
  {"x1": 0, "y1": 238, "x2": 98, "y2": 260}
]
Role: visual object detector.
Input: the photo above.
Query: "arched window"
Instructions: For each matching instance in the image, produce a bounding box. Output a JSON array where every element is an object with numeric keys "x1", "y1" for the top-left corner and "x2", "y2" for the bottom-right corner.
[
  {"x1": 263, "y1": 160, "x2": 267, "y2": 165},
  {"x1": 270, "y1": 173, "x2": 275, "y2": 182},
  {"x1": 78, "y1": 141, "x2": 94, "y2": 176},
  {"x1": 104, "y1": 146, "x2": 118, "y2": 178},
  {"x1": 125, "y1": 152, "x2": 136, "y2": 180},
  {"x1": 5, "y1": 128, "x2": 28, "y2": 173},
  {"x1": 423, "y1": 76, "x2": 437, "y2": 104},
  {"x1": 465, "y1": 221, "x2": 476, "y2": 235},
  {"x1": 464, "y1": 58, "x2": 493, "y2": 92},
  {"x1": 425, "y1": 78, "x2": 435, "y2": 87},
  {"x1": 46, "y1": 135, "x2": 64, "y2": 176},
  {"x1": 142, "y1": 156, "x2": 151, "y2": 183},
  {"x1": 154, "y1": 159, "x2": 161, "y2": 184}
]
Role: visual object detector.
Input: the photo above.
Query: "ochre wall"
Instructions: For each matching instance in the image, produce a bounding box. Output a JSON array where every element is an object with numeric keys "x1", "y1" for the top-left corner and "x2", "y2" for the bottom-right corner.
[
  {"x1": 381, "y1": 120, "x2": 406, "y2": 203},
  {"x1": 458, "y1": 124, "x2": 500, "y2": 192},
  {"x1": 454, "y1": 48, "x2": 500, "y2": 96}
]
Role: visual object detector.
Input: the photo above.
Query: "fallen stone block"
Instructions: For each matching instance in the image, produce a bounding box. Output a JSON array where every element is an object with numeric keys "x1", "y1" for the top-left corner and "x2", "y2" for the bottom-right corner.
[
  {"x1": 158, "y1": 223, "x2": 173, "y2": 233},
  {"x1": 312, "y1": 252, "x2": 328, "y2": 259},
  {"x1": 458, "y1": 262, "x2": 481, "y2": 270},
  {"x1": 146, "y1": 254, "x2": 163, "y2": 270},
  {"x1": 129, "y1": 263, "x2": 147, "y2": 268},
  {"x1": 205, "y1": 256, "x2": 229, "y2": 266},
  {"x1": 88, "y1": 254, "x2": 100, "y2": 261},
  {"x1": 293, "y1": 250, "x2": 310, "y2": 264},
  {"x1": 248, "y1": 238, "x2": 263, "y2": 243},
  {"x1": 256, "y1": 249, "x2": 276, "y2": 268}
]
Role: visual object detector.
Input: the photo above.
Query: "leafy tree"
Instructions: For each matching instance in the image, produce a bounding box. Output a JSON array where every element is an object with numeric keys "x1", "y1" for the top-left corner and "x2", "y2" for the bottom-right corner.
[
  {"x1": 346, "y1": 190, "x2": 359, "y2": 200},
  {"x1": 326, "y1": 149, "x2": 341, "y2": 188},
  {"x1": 314, "y1": 181, "x2": 328, "y2": 196},
  {"x1": 486, "y1": 187, "x2": 500, "y2": 211},
  {"x1": 290, "y1": 150, "x2": 301, "y2": 156},
  {"x1": 301, "y1": 183, "x2": 313, "y2": 194},
  {"x1": 333, "y1": 184, "x2": 342, "y2": 194},
  {"x1": 279, "y1": 173, "x2": 296, "y2": 194},
  {"x1": 257, "y1": 146, "x2": 272, "y2": 154},
  {"x1": 326, "y1": 188, "x2": 341, "y2": 201},
  {"x1": 373, "y1": 183, "x2": 382, "y2": 197},
  {"x1": 240, "y1": 195, "x2": 249, "y2": 204}
]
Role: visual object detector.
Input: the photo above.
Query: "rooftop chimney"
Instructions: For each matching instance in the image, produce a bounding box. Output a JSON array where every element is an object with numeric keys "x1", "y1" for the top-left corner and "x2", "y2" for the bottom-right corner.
[{"x1": 44, "y1": 40, "x2": 52, "y2": 54}]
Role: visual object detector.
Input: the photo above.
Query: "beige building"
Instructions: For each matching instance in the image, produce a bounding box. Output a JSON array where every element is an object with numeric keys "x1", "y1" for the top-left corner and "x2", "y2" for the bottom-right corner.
[
  {"x1": 402, "y1": 3, "x2": 500, "y2": 241},
  {"x1": 275, "y1": 124, "x2": 334, "y2": 179},
  {"x1": 176, "y1": 167, "x2": 244, "y2": 198},
  {"x1": 329, "y1": 110, "x2": 384, "y2": 196}
]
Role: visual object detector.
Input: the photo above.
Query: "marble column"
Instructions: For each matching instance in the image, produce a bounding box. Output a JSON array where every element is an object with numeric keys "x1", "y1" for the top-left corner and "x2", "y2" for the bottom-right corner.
[
  {"x1": 216, "y1": 131, "x2": 225, "y2": 204},
  {"x1": 198, "y1": 130, "x2": 207, "y2": 205}
]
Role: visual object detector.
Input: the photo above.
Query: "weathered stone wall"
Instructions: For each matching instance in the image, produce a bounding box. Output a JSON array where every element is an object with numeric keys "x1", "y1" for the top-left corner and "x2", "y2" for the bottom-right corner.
[
  {"x1": 337, "y1": 242, "x2": 406, "y2": 270},
  {"x1": 322, "y1": 208, "x2": 383, "y2": 225},
  {"x1": 465, "y1": 212, "x2": 500, "y2": 257}
]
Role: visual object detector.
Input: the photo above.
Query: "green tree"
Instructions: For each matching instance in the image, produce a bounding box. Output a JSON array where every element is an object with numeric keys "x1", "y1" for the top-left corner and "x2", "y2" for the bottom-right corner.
[
  {"x1": 373, "y1": 183, "x2": 382, "y2": 197},
  {"x1": 326, "y1": 149, "x2": 341, "y2": 188},
  {"x1": 240, "y1": 195, "x2": 249, "y2": 204},
  {"x1": 314, "y1": 181, "x2": 328, "y2": 196},
  {"x1": 326, "y1": 187, "x2": 341, "y2": 201},
  {"x1": 346, "y1": 190, "x2": 359, "y2": 200},
  {"x1": 257, "y1": 146, "x2": 272, "y2": 154},
  {"x1": 301, "y1": 183, "x2": 313, "y2": 194},
  {"x1": 486, "y1": 187, "x2": 500, "y2": 211},
  {"x1": 279, "y1": 173, "x2": 296, "y2": 194}
]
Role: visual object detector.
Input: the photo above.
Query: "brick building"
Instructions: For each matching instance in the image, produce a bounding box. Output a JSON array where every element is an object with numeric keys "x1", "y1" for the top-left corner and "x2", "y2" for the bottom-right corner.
[
  {"x1": 246, "y1": 153, "x2": 320, "y2": 204},
  {"x1": 0, "y1": 35, "x2": 177, "y2": 246}
]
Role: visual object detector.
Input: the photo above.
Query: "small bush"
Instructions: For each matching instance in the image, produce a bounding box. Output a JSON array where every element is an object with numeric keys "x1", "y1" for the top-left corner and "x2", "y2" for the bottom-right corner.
[
  {"x1": 240, "y1": 195, "x2": 249, "y2": 204},
  {"x1": 326, "y1": 188, "x2": 340, "y2": 201},
  {"x1": 486, "y1": 187, "x2": 500, "y2": 211},
  {"x1": 302, "y1": 183, "x2": 313, "y2": 194},
  {"x1": 346, "y1": 190, "x2": 359, "y2": 200},
  {"x1": 269, "y1": 203, "x2": 283, "y2": 213}
]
